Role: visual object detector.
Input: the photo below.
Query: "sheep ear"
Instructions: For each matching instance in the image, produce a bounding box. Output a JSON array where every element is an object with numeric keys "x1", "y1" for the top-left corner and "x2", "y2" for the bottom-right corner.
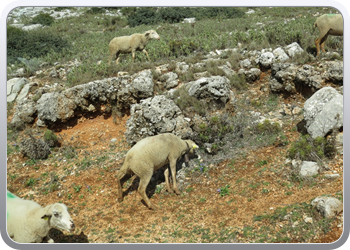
[
  {"x1": 41, "y1": 215, "x2": 51, "y2": 221},
  {"x1": 192, "y1": 144, "x2": 198, "y2": 149}
]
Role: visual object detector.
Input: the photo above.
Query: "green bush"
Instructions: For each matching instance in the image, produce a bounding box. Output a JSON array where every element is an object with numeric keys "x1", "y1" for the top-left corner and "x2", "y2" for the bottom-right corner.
[
  {"x1": 287, "y1": 135, "x2": 336, "y2": 161},
  {"x1": 7, "y1": 26, "x2": 70, "y2": 64},
  {"x1": 31, "y1": 13, "x2": 55, "y2": 26},
  {"x1": 126, "y1": 7, "x2": 246, "y2": 27},
  {"x1": 127, "y1": 7, "x2": 159, "y2": 27},
  {"x1": 44, "y1": 129, "x2": 60, "y2": 147}
]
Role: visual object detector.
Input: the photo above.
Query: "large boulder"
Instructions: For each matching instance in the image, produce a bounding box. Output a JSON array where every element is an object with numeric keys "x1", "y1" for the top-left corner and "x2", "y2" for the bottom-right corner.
[
  {"x1": 303, "y1": 87, "x2": 343, "y2": 138},
  {"x1": 311, "y1": 196, "x2": 343, "y2": 218},
  {"x1": 125, "y1": 95, "x2": 193, "y2": 145},
  {"x1": 187, "y1": 76, "x2": 231, "y2": 109},
  {"x1": 7, "y1": 78, "x2": 29, "y2": 103}
]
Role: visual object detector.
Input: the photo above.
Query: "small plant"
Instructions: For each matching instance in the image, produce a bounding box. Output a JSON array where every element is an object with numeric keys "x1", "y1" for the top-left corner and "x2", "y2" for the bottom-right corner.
[
  {"x1": 44, "y1": 129, "x2": 59, "y2": 147},
  {"x1": 217, "y1": 184, "x2": 230, "y2": 197},
  {"x1": 73, "y1": 184, "x2": 82, "y2": 193},
  {"x1": 25, "y1": 178, "x2": 36, "y2": 187}
]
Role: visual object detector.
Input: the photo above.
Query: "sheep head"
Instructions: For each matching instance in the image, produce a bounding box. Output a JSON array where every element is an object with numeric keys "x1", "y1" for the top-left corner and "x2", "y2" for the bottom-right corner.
[
  {"x1": 44, "y1": 203, "x2": 75, "y2": 232},
  {"x1": 145, "y1": 30, "x2": 160, "y2": 40}
]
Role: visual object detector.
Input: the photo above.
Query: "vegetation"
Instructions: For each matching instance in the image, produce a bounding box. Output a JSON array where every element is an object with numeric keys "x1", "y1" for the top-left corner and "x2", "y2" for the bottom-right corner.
[{"x1": 6, "y1": 7, "x2": 343, "y2": 244}]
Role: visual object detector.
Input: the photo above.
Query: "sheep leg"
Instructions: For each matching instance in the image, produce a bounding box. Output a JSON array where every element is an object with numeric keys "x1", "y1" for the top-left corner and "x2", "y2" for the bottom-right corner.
[
  {"x1": 315, "y1": 32, "x2": 328, "y2": 56},
  {"x1": 138, "y1": 173, "x2": 157, "y2": 210},
  {"x1": 164, "y1": 168, "x2": 172, "y2": 193},
  {"x1": 142, "y1": 49, "x2": 150, "y2": 61},
  {"x1": 169, "y1": 159, "x2": 180, "y2": 195},
  {"x1": 132, "y1": 50, "x2": 136, "y2": 63},
  {"x1": 320, "y1": 33, "x2": 329, "y2": 53},
  {"x1": 116, "y1": 168, "x2": 131, "y2": 202}
]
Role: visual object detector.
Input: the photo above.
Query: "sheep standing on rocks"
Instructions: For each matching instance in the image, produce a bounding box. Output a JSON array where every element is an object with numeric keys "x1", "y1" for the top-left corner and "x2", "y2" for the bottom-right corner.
[
  {"x1": 108, "y1": 30, "x2": 160, "y2": 65},
  {"x1": 314, "y1": 14, "x2": 343, "y2": 57},
  {"x1": 7, "y1": 190, "x2": 75, "y2": 243},
  {"x1": 116, "y1": 133, "x2": 198, "y2": 210}
]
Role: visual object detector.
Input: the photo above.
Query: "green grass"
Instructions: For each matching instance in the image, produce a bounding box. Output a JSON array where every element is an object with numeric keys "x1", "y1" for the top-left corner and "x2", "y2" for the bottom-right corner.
[{"x1": 7, "y1": 7, "x2": 340, "y2": 85}]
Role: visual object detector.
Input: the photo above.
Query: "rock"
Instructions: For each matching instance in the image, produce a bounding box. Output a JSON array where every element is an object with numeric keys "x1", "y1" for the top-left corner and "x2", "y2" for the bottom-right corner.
[
  {"x1": 16, "y1": 82, "x2": 37, "y2": 101},
  {"x1": 257, "y1": 52, "x2": 274, "y2": 70},
  {"x1": 284, "y1": 42, "x2": 303, "y2": 57},
  {"x1": 22, "y1": 24, "x2": 43, "y2": 31},
  {"x1": 187, "y1": 76, "x2": 231, "y2": 109},
  {"x1": 311, "y1": 196, "x2": 343, "y2": 218},
  {"x1": 273, "y1": 47, "x2": 289, "y2": 62},
  {"x1": 11, "y1": 70, "x2": 155, "y2": 127},
  {"x1": 7, "y1": 78, "x2": 29, "y2": 103},
  {"x1": 295, "y1": 65, "x2": 323, "y2": 90},
  {"x1": 159, "y1": 72, "x2": 179, "y2": 89},
  {"x1": 269, "y1": 63, "x2": 298, "y2": 93},
  {"x1": 321, "y1": 61, "x2": 343, "y2": 84},
  {"x1": 218, "y1": 65, "x2": 236, "y2": 77},
  {"x1": 303, "y1": 87, "x2": 343, "y2": 138},
  {"x1": 299, "y1": 161, "x2": 319, "y2": 177},
  {"x1": 125, "y1": 95, "x2": 193, "y2": 145},
  {"x1": 239, "y1": 59, "x2": 252, "y2": 68},
  {"x1": 238, "y1": 68, "x2": 261, "y2": 83},
  {"x1": 183, "y1": 18, "x2": 196, "y2": 23},
  {"x1": 335, "y1": 132, "x2": 343, "y2": 154},
  {"x1": 10, "y1": 99, "x2": 37, "y2": 129}
]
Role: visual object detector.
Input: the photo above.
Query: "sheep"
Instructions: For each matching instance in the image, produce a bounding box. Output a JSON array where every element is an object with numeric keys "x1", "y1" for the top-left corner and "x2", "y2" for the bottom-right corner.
[
  {"x1": 108, "y1": 30, "x2": 160, "y2": 65},
  {"x1": 7, "y1": 190, "x2": 75, "y2": 243},
  {"x1": 116, "y1": 133, "x2": 199, "y2": 210},
  {"x1": 314, "y1": 14, "x2": 343, "y2": 57}
]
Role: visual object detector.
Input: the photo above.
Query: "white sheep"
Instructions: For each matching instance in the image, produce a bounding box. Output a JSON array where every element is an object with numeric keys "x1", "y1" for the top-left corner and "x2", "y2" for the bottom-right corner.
[
  {"x1": 108, "y1": 30, "x2": 160, "y2": 65},
  {"x1": 116, "y1": 133, "x2": 198, "y2": 210},
  {"x1": 314, "y1": 14, "x2": 343, "y2": 57},
  {"x1": 7, "y1": 190, "x2": 75, "y2": 243}
]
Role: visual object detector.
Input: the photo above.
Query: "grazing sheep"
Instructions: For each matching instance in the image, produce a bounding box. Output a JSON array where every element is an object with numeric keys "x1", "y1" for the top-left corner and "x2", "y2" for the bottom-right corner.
[
  {"x1": 116, "y1": 133, "x2": 198, "y2": 210},
  {"x1": 314, "y1": 14, "x2": 343, "y2": 57},
  {"x1": 7, "y1": 190, "x2": 75, "y2": 243},
  {"x1": 108, "y1": 30, "x2": 160, "y2": 64}
]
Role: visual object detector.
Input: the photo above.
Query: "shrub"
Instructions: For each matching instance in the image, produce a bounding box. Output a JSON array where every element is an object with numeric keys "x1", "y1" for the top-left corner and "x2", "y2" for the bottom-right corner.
[
  {"x1": 44, "y1": 129, "x2": 60, "y2": 147},
  {"x1": 31, "y1": 13, "x2": 55, "y2": 26},
  {"x1": 19, "y1": 135, "x2": 51, "y2": 160},
  {"x1": 287, "y1": 135, "x2": 336, "y2": 161},
  {"x1": 7, "y1": 26, "x2": 70, "y2": 64},
  {"x1": 127, "y1": 7, "x2": 158, "y2": 27}
]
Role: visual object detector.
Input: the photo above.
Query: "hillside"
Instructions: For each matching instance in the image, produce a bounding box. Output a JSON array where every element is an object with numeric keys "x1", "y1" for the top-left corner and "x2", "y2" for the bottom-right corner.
[{"x1": 6, "y1": 7, "x2": 343, "y2": 244}]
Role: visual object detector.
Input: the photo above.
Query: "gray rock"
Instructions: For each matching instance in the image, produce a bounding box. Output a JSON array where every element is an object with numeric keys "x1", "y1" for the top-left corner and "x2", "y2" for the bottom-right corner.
[
  {"x1": 258, "y1": 52, "x2": 274, "y2": 70},
  {"x1": 295, "y1": 65, "x2": 323, "y2": 90},
  {"x1": 273, "y1": 47, "x2": 289, "y2": 62},
  {"x1": 22, "y1": 24, "x2": 43, "y2": 31},
  {"x1": 322, "y1": 61, "x2": 343, "y2": 84},
  {"x1": 269, "y1": 63, "x2": 298, "y2": 93},
  {"x1": 284, "y1": 42, "x2": 303, "y2": 57},
  {"x1": 16, "y1": 82, "x2": 37, "y2": 101},
  {"x1": 11, "y1": 70, "x2": 155, "y2": 127},
  {"x1": 7, "y1": 78, "x2": 29, "y2": 102},
  {"x1": 188, "y1": 76, "x2": 231, "y2": 107},
  {"x1": 238, "y1": 68, "x2": 261, "y2": 83},
  {"x1": 239, "y1": 59, "x2": 252, "y2": 68},
  {"x1": 299, "y1": 161, "x2": 320, "y2": 177},
  {"x1": 159, "y1": 72, "x2": 179, "y2": 89},
  {"x1": 303, "y1": 87, "x2": 343, "y2": 138},
  {"x1": 10, "y1": 99, "x2": 37, "y2": 129},
  {"x1": 125, "y1": 95, "x2": 193, "y2": 145},
  {"x1": 311, "y1": 196, "x2": 343, "y2": 218}
]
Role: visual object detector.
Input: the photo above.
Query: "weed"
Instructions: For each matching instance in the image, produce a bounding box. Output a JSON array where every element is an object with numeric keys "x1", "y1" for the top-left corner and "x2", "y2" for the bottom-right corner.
[{"x1": 217, "y1": 184, "x2": 230, "y2": 197}]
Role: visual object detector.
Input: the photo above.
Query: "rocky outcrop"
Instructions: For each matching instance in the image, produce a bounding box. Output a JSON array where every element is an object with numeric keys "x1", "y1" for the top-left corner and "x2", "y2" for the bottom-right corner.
[
  {"x1": 10, "y1": 70, "x2": 154, "y2": 128},
  {"x1": 303, "y1": 87, "x2": 343, "y2": 138},
  {"x1": 125, "y1": 95, "x2": 193, "y2": 145}
]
